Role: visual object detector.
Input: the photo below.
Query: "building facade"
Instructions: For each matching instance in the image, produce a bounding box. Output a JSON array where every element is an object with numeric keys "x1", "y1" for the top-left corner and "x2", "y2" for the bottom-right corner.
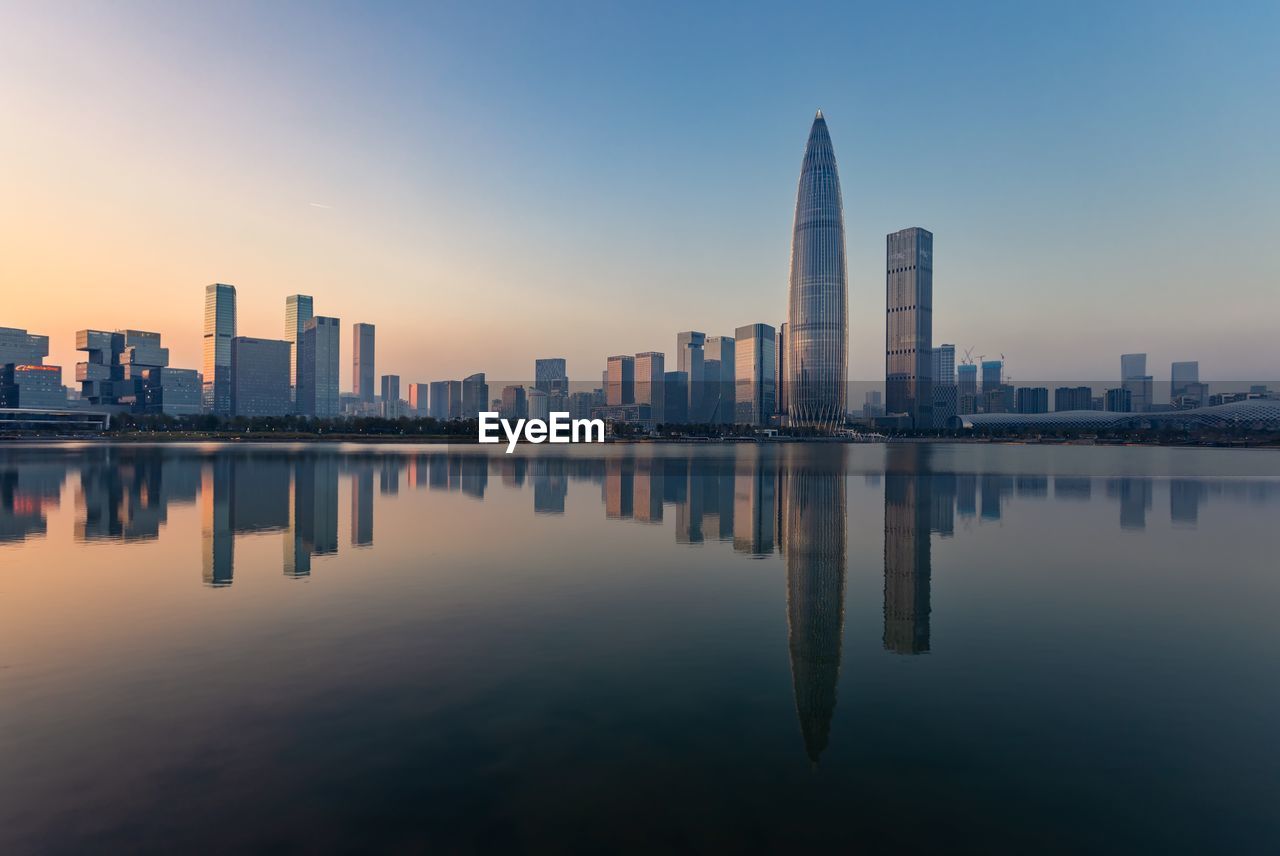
[
  {"x1": 676, "y1": 331, "x2": 705, "y2": 422},
  {"x1": 535, "y1": 359, "x2": 568, "y2": 395},
  {"x1": 231, "y1": 337, "x2": 291, "y2": 417},
  {"x1": 886, "y1": 227, "x2": 933, "y2": 428},
  {"x1": 634, "y1": 352, "x2": 665, "y2": 425},
  {"x1": 735, "y1": 323, "x2": 776, "y2": 426},
  {"x1": 284, "y1": 294, "x2": 314, "y2": 405},
  {"x1": 353, "y1": 323, "x2": 376, "y2": 404},
  {"x1": 606, "y1": 355, "x2": 635, "y2": 406},
  {"x1": 298, "y1": 316, "x2": 340, "y2": 418},
  {"x1": 380, "y1": 375, "x2": 401, "y2": 418},
  {"x1": 787, "y1": 111, "x2": 847, "y2": 428},
  {"x1": 203, "y1": 283, "x2": 237, "y2": 415}
]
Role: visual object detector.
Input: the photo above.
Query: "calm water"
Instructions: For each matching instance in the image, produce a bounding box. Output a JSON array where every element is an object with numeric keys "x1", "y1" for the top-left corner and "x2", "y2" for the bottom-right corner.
[{"x1": 2, "y1": 441, "x2": 1278, "y2": 853}]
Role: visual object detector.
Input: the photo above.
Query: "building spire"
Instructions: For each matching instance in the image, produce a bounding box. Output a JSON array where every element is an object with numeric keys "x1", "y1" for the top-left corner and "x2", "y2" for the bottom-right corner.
[{"x1": 815, "y1": 108, "x2": 823, "y2": 120}]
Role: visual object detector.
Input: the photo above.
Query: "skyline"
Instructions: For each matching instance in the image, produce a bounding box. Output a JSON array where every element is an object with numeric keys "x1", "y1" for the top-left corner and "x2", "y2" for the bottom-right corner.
[{"x1": 3, "y1": 2, "x2": 1278, "y2": 385}]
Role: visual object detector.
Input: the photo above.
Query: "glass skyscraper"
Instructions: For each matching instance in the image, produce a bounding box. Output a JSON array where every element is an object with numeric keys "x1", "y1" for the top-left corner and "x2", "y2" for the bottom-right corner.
[
  {"x1": 886, "y1": 227, "x2": 934, "y2": 428},
  {"x1": 203, "y1": 283, "x2": 237, "y2": 415},
  {"x1": 787, "y1": 111, "x2": 847, "y2": 429},
  {"x1": 734, "y1": 323, "x2": 776, "y2": 426},
  {"x1": 353, "y1": 323, "x2": 376, "y2": 404},
  {"x1": 284, "y1": 294, "x2": 314, "y2": 404},
  {"x1": 298, "y1": 316, "x2": 340, "y2": 417}
]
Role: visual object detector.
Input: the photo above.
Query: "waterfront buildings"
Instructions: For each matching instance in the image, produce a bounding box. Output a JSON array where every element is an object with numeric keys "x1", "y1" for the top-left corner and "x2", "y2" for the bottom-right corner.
[
  {"x1": 787, "y1": 111, "x2": 848, "y2": 428},
  {"x1": 705, "y1": 336, "x2": 735, "y2": 424},
  {"x1": 1014, "y1": 386, "x2": 1049, "y2": 414},
  {"x1": 663, "y1": 371, "x2": 689, "y2": 424},
  {"x1": 76, "y1": 328, "x2": 199, "y2": 415},
  {"x1": 428, "y1": 381, "x2": 450, "y2": 420},
  {"x1": 230, "y1": 337, "x2": 291, "y2": 417},
  {"x1": 0, "y1": 326, "x2": 49, "y2": 366},
  {"x1": 408, "y1": 383, "x2": 430, "y2": 416},
  {"x1": 353, "y1": 323, "x2": 376, "y2": 404},
  {"x1": 0, "y1": 326, "x2": 62, "y2": 410},
  {"x1": 607, "y1": 355, "x2": 635, "y2": 406},
  {"x1": 527, "y1": 388, "x2": 550, "y2": 421},
  {"x1": 1055, "y1": 386, "x2": 1093, "y2": 412},
  {"x1": 775, "y1": 322, "x2": 788, "y2": 417},
  {"x1": 634, "y1": 352, "x2": 665, "y2": 425},
  {"x1": 735, "y1": 323, "x2": 776, "y2": 426},
  {"x1": 501, "y1": 385, "x2": 527, "y2": 419},
  {"x1": 203, "y1": 283, "x2": 237, "y2": 415},
  {"x1": 380, "y1": 375, "x2": 401, "y2": 418},
  {"x1": 676, "y1": 331, "x2": 706, "y2": 421},
  {"x1": 931, "y1": 343, "x2": 956, "y2": 428},
  {"x1": 462, "y1": 373, "x2": 488, "y2": 419},
  {"x1": 886, "y1": 227, "x2": 934, "y2": 428},
  {"x1": 535, "y1": 359, "x2": 568, "y2": 395},
  {"x1": 284, "y1": 295, "x2": 313, "y2": 404},
  {"x1": 298, "y1": 316, "x2": 340, "y2": 417},
  {"x1": 1121, "y1": 353, "x2": 1152, "y2": 413},
  {"x1": 1171, "y1": 361, "x2": 1201, "y2": 406}
]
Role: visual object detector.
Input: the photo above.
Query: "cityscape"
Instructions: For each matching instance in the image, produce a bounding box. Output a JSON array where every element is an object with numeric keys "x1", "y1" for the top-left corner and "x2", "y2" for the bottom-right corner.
[{"x1": 3, "y1": 110, "x2": 1275, "y2": 437}]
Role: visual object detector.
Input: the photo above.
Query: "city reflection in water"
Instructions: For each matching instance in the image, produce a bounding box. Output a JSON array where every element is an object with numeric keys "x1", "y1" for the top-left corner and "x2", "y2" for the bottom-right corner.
[{"x1": 4, "y1": 442, "x2": 1280, "y2": 770}]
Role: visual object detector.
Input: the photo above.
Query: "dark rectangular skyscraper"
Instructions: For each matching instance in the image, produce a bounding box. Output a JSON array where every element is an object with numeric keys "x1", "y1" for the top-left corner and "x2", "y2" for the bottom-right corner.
[
  {"x1": 230, "y1": 337, "x2": 291, "y2": 417},
  {"x1": 734, "y1": 323, "x2": 776, "y2": 426},
  {"x1": 353, "y1": 323, "x2": 375, "y2": 404},
  {"x1": 203, "y1": 283, "x2": 237, "y2": 415},
  {"x1": 886, "y1": 227, "x2": 933, "y2": 428},
  {"x1": 298, "y1": 316, "x2": 340, "y2": 417},
  {"x1": 284, "y1": 295, "x2": 313, "y2": 404}
]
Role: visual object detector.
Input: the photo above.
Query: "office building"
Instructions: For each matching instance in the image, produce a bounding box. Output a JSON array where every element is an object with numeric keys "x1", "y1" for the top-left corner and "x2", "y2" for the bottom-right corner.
[
  {"x1": 1105, "y1": 388, "x2": 1133, "y2": 412},
  {"x1": 77, "y1": 328, "x2": 196, "y2": 415},
  {"x1": 676, "y1": 331, "x2": 705, "y2": 421},
  {"x1": 203, "y1": 283, "x2": 237, "y2": 415},
  {"x1": 527, "y1": 388, "x2": 550, "y2": 421},
  {"x1": 353, "y1": 323, "x2": 376, "y2": 404},
  {"x1": 298, "y1": 316, "x2": 340, "y2": 417},
  {"x1": 1121, "y1": 353, "x2": 1150, "y2": 412},
  {"x1": 501, "y1": 385, "x2": 527, "y2": 419},
  {"x1": 1171, "y1": 361, "x2": 1201, "y2": 406},
  {"x1": 981, "y1": 359, "x2": 1003, "y2": 392},
  {"x1": 704, "y1": 336, "x2": 735, "y2": 423},
  {"x1": 230, "y1": 337, "x2": 291, "y2": 417},
  {"x1": 535, "y1": 358, "x2": 568, "y2": 395},
  {"x1": 428, "y1": 380, "x2": 450, "y2": 420},
  {"x1": 607, "y1": 355, "x2": 635, "y2": 406},
  {"x1": 735, "y1": 323, "x2": 776, "y2": 426},
  {"x1": 408, "y1": 383, "x2": 430, "y2": 416},
  {"x1": 0, "y1": 326, "x2": 49, "y2": 367},
  {"x1": 663, "y1": 371, "x2": 688, "y2": 424},
  {"x1": 932, "y1": 344, "x2": 955, "y2": 388},
  {"x1": 284, "y1": 294, "x2": 313, "y2": 404},
  {"x1": 931, "y1": 344, "x2": 956, "y2": 428},
  {"x1": 886, "y1": 227, "x2": 934, "y2": 428},
  {"x1": 1055, "y1": 386, "x2": 1093, "y2": 412},
  {"x1": 787, "y1": 110, "x2": 847, "y2": 428},
  {"x1": 775, "y1": 322, "x2": 788, "y2": 417},
  {"x1": 0, "y1": 364, "x2": 64, "y2": 409},
  {"x1": 634, "y1": 352, "x2": 665, "y2": 425},
  {"x1": 380, "y1": 374, "x2": 401, "y2": 418},
  {"x1": 462, "y1": 373, "x2": 487, "y2": 419}
]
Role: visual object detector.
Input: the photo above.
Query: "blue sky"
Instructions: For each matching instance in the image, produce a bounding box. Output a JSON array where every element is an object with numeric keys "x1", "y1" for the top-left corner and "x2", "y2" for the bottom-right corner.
[{"x1": 3, "y1": 0, "x2": 1276, "y2": 383}]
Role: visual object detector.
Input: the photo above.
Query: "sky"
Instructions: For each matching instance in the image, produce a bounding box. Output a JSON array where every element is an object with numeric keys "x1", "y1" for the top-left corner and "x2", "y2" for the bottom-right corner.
[{"x1": 1, "y1": 0, "x2": 1277, "y2": 387}]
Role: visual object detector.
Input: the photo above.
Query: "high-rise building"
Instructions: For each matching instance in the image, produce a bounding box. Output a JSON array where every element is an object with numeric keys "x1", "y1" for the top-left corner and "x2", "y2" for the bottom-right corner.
[
  {"x1": 1105, "y1": 388, "x2": 1132, "y2": 412},
  {"x1": 501, "y1": 385, "x2": 527, "y2": 419},
  {"x1": 527, "y1": 388, "x2": 549, "y2": 421},
  {"x1": 958, "y1": 363, "x2": 978, "y2": 396},
  {"x1": 462, "y1": 373, "x2": 487, "y2": 419},
  {"x1": 230, "y1": 337, "x2": 291, "y2": 417},
  {"x1": 0, "y1": 364, "x2": 64, "y2": 409},
  {"x1": 1054, "y1": 386, "x2": 1093, "y2": 412},
  {"x1": 0, "y1": 326, "x2": 49, "y2": 367},
  {"x1": 353, "y1": 323, "x2": 376, "y2": 404},
  {"x1": 1121, "y1": 352, "x2": 1150, "y2": 413},
  {"x1": 705, "y1": 336, "x2": 735, "y2": 424},
  {"x1": 775, "y1": 322, "x2": 788, "y2": 417},
  {"x1": 76, "y1": 328, "x2": 196, "y2": 414},
  {"x1": 932, "y1": 344, "x2": 955, "y2": 388},
  {"x1": 634, "y1": 352, "x2": 665, "y2": 425},
  {"x1": 981, "y1": 360, "x2": 1003, "y2": 391},
  {"x1": 203, "y1": 283, "x2": 237, "y2": 415},
  {"x1": 535, "y1": 358, "x2": 568, "y2": 395},
  {"x1": 428, "y1": 381, "x2": 450, "y2": 420},
  {"x1": 787, "y1": 111, "x2": 847, "y2": 429},
  {"x1": 663, "y1": 371, "x2": 688, "y2": 424},
  {"x1": 930, "y1": 344, "x2": 956, "y2": 429},
  {"x1": 284, "y1": 295, "x2": 314, "y2": 404},
  {"x1": 676, "y1": 331, "x2": 705, "y2": 421},
  {"x1": 886, "y1": 227, "x2": 933, "y2": 428},
  {"x1": 408, "y1": 383, "x2": 430, "y2": 416},
  {"x1": 1014, "y1": 386, "x2": 1049, "y2": 414},
  {"x1": 606, "y1": 355, "x2": 635, "y2": 406},
  {"x1": 735, "y1": 324, "x2": 776, "y2": 426},
  {"x1": 298, "y1": 316, "x2": 340, "y2": 418},
  {"x1": 1171, "y1": 361, "x2": 1200, "y2": 405},
  {"x1": 380, "y1": 374, "x2": 401, "y2": 418}
]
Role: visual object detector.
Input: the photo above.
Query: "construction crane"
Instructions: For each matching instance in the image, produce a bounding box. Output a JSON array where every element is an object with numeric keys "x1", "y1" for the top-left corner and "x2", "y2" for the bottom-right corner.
[{"x1": 962, "y1": 346, "x2": 975, "y2": 365}]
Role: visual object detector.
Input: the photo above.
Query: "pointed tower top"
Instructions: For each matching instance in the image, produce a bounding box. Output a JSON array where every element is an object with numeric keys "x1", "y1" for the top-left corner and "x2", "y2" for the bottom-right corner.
[{"x1": 815, "y1": 108, "x2": 824, "y2": 120}]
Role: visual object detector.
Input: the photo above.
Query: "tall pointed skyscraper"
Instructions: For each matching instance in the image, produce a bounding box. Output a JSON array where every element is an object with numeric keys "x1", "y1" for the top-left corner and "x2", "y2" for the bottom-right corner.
[{"x1": 787, "y1": 111, "x2": 848, "y2": 429}]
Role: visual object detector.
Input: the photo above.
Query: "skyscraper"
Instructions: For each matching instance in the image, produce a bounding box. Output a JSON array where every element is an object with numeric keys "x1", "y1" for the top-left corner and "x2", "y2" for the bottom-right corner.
[
  {"x1": 380, "y1": 374, "x2": 401, "y2": 418},
  {"x1": 230, "y1": 337, "x2": 291, "y2": 417},
  {"x1": 735, "y1": 323, "x2": 776, "y2": 426},
  {"x1": 787, "y1": 111, "x2": 847, "y2": 429},
  {"x1": 298, "y1": 316, "x2": 340, "y2": 418},
  {"x1": 676, "y1": 331, "x2": 705, "y2": 421},
  {"x1": 203, "y1": 283, "x2": 237, "y2": 415},
  {"x1": 1121, "y1": 352, "x2": 1151, "y2": 413},
  {"x1": 775, "y1": 322, "x2": 788, "y2": 417},
  {"x1": 886, "y1": 227, "x2": 934, "y2": 428},
  {"x1": 606, "y1": 355, "x2": 635, "y2": 406},
  {"x1": 462, "y1": 373, "x2": 487, "y2": 418},
  {"x1": 705, "y1": 336, "x2": 735, "y2": 424},
  {"x1": 284, "y1": 295, "x2": 314, "y2": 405},
  {"x1": 353, "y1": 323, "x2": 376, "y2": 404},
  {"x1": 408, "y1": 383, "x2": 430, "y2": 416},
  {"x1": 1171, "y1": 361, "x2": 1200, "y2": 405},
  {"x1": 535, "y1": 358, "x2": 568, "y2": 395},
  {"x1": 634, "y1": 352, "x2": 665, "y2": 425}
]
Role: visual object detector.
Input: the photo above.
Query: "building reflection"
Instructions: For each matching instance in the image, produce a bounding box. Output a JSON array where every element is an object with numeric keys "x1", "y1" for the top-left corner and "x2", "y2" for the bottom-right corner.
[
  {"x1": 883, "y1": 445, "x2": 933, "y2": 655},
  {"x1": 0, "y1": 461, "x2": 63, "y2": 542}
]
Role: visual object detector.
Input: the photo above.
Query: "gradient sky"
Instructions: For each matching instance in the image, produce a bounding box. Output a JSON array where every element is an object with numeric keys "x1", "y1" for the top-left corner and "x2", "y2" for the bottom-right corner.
[{"x1": 2, "y1": 0, "x2": 1276, "y2": 387}]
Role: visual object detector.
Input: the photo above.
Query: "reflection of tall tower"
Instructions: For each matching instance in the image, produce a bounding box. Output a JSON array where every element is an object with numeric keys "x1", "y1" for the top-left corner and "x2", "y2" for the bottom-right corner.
[
  {"x1": 784, "y1": 449, "x2": 847, "y2": 764},
  {"x1": 295, "y1": 454, "x2": 339, "y2": 559},
  {"x1": 202, "y1": 457, "x2": 234, "y2": 587},
  {"x1": 352, "y1": 467, "x2": 374, "y2": 546},
  {"x1": 604, "y1": 456, "x2": 634, "y2": 519},
  {"x1": 883, "y1": 445, "x2": 932, "y2": 655},
  {"x1": 733, "y1": 454, "x2": 776, "y2": 555}
]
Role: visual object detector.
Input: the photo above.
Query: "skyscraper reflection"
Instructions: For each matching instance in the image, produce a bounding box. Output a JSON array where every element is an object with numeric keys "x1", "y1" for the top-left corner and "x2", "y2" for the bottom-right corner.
[
  {"x1": 352, "y1": 468, "x2": 373, "y2": 547},
  {"x1": 883, "y1": 445, "x2": 933, "y2": 655}
]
